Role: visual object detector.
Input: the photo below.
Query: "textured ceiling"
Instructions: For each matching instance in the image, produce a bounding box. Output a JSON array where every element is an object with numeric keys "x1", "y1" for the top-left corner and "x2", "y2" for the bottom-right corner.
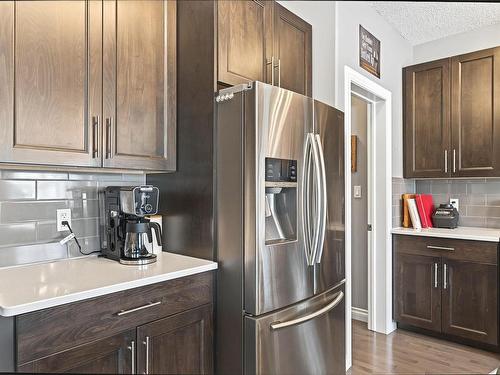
[{"x1": 369, "y1": 2, "x2": 500, "y2": 45}]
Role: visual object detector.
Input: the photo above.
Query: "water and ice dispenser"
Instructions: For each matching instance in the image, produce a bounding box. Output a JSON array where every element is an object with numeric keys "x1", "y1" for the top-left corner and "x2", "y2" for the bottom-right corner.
[{"x1": 264, "y1": 158, "x2": 298, "y2": 245}]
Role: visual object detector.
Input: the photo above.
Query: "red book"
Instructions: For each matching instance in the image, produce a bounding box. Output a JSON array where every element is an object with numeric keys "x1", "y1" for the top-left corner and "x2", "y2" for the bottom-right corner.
[{"x1": 415, "y1": 194, "x2": 434, "y2": 228}]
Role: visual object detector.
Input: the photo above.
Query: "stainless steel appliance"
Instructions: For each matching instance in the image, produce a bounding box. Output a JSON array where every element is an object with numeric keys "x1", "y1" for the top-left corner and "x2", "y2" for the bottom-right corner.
[
  {"x1": 216, "y1": 82, "x2": 345, "y2": 374},
  {"x1": 102, "y1": 185, "x2": 162, "y2": 265}
]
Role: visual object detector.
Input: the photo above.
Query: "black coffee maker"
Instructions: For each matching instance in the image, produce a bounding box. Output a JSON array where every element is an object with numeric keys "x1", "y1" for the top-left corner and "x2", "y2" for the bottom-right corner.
[{"x1": 102, "y1": 185, "x2": 162, "y2": 265}]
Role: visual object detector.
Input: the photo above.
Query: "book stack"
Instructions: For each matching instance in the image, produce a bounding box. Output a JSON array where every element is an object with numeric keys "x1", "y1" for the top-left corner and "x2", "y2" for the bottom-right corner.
[{"x1": 402, "y1": 194, "x2": 434, "y2": 229}]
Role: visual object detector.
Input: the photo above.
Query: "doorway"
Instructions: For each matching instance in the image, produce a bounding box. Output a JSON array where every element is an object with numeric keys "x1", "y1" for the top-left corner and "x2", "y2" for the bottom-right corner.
[
  {"x1": 350, "y1": 94, "x2": 371, "y2": 325},
  {"x1": 344, "y1": 66, "x2": 394, "y2": 370}
]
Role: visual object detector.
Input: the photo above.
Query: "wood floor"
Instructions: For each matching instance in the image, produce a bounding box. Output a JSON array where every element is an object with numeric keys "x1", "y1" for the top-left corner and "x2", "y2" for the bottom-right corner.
[{"x1": 348, "y1": 320, "x2": 500, "y2": 374}]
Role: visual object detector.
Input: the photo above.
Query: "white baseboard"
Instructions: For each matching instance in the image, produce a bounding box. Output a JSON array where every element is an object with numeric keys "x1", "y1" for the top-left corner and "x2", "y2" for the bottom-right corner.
[{"x1": 352, "y1": 307, "x2": 368, "y2": 323}]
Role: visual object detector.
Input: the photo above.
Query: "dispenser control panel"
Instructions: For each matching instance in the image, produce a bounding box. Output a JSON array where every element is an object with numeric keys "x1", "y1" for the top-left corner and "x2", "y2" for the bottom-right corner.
[{"x1": 265, "y1": 158, "x2": 297, "y2": 182}]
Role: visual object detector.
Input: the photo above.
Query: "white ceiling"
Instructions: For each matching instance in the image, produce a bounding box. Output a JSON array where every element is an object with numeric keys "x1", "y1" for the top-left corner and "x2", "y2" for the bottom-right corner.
[{"x1": 369, "y1": 2, "x2": 500, "y2": 45}]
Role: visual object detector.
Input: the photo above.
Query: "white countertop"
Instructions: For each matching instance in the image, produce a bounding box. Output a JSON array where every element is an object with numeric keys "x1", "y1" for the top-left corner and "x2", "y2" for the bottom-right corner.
[
  {"x1": 0, "y1": 252, "x2": 217, "y2": 317},
  {"x1": 392, "y1": 226, "x2": 500, "y2": 242}
]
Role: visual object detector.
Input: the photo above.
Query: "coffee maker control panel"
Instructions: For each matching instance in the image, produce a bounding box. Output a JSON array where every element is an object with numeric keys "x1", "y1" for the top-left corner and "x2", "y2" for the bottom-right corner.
[
  {"x1": 265, "y1": 158, "x2": 297, "y2": 182},
  {"x1": 120, "y1": 185, "x2": 159, "y2": 217}
]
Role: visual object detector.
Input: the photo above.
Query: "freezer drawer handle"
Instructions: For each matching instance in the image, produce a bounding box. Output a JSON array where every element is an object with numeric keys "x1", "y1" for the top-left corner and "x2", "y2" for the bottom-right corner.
[{"x1": 270, "y1": 291, "x2": 344, "y2": 330}]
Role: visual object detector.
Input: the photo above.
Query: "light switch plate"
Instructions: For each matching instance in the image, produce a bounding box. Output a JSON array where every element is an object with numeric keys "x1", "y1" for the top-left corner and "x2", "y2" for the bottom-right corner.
[
  {"x1": 57, "y1": 209, "x2": 72, "y2": 232},
  {"x1": 450, "y1": 198, "x2": 459, "y2": 212},
  {"x1": 353, "y1": 185, "x2": 362, "y2": 198}
]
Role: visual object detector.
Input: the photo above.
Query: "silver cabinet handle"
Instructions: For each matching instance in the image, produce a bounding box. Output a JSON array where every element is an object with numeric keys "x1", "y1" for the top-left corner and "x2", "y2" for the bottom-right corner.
[
  {"x1": 144, "y1": 336, "x2": 150, "y2": 374},
  {"x1": 453, "y1": 149, "x2": 456, "y2": 173},
  {"x1": 434, "y1": 263, "x2": 438, "y2": 288},
  {"x1": 92, "y1": 115, "x2": 99, "y2": 159},
  {"x1": 271, "y1": 291, "x2": 344, "y2": 330},
  {"x1": 314, "y1": 134, "x2": 327, "y2": 264},
  {"x1": 443, "y1": 264, "x2": 448, "y2": 289},
  {"x1": 128, "y1": 340, "x2": 135, "y2": 375},
  {"x1": 116, "y1": 301, "x2": 161, "y2": 316},
  {"x1": 427, "y1": 245, "x2": 455, "y2": 251},
  {"x1": 277, "y1": 58, "x2": 281, "y2": 87},
  {"x1": 266, "y1": 57, "x2": 275, "y2": 86},
  {"x1": 105, "y1": 117, "x2": 113, "y2": 159},
  {"x1": 444, "y1": 150, "x2": 448, "y2": 173}
]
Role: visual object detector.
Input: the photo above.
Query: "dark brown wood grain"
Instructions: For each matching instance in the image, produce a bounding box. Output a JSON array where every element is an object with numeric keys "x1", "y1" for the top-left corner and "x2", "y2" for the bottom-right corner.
[
  {"x1": 273, "y1": 2, "x2": 312, "y2": 96},
  {"x1": 403, "y1": 58, "x2": 451, "y2": 178},
  {"x1": 17, "y1": 330, "x2": 135, "y2": 374},
  {"x1": 394, "y1": 253, "x2": 442, "y2": 332},
  {"x1": 217, "y1": 0, "x2": 272, "y2": 86},
  {"x1": 0, "y1": 1, "x2": 101, "y2": 167},
  {"x1": 451, "y1": 47, "x2": 500, "y2": 177},
  {"x1": 103, "y1": 0, "x2": 176, "y2": 171},
  {"x1": 137, "y1": 304, "x2": 213, "y2": 375},
  {"x1": 394, "y1": 234, "x2": 498, "y2": 265},
  {"x1": 442, "y1": 259, "x2": 498, "y2": 345},
  {"x1": 16, "y1": 272, "x2": 213, "y2": 365},
  {"x1": 393, "y1": 234, "x2": 499, "y2": 350}
]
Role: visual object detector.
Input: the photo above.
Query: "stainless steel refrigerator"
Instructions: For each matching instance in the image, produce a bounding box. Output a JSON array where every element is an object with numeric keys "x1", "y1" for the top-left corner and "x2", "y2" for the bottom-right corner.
[{"x1": 215, "y1": 82, "x2": 345, "y2": 375}]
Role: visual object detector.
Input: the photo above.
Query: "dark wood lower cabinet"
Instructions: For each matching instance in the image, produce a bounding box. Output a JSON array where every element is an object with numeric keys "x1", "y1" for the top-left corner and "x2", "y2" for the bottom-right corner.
[
  {"x1": 137, "y1": 304, "x2": 213, "y2": 375},
  {"x1": 394, "y1": 254, "x2": 441, "y2": 332},
  {"x1": 393, "y1": 235, "x2": 499, "y2": 350},
  {"x1": 17, "y1": 331, "x2": 135, "y2": 374},
  {"x1": 442, "y1": 259, "x2": 498, "y2": 345},
  {"x1": 13, "y1": 272, "x2": 214, "y2": 374}
]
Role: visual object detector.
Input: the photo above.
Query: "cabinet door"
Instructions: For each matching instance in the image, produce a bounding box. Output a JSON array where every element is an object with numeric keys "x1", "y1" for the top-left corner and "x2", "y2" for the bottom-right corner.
[
  {"x1": 17, "y1": 330, "x2": 135, "y2": 374},
  {"x1": 103, "y1": 0, "x2": 176, "y2": 171},
  {"x1": 0, "y1": 1, "x2": 102, "y2": 167},
  {"x1": 403, "y1": 59, "x2": 451, "y2": 178},
  {"x1": 394, "y1": 253, "x2": 442, "y2": 332},
  {"x1": 442, "y1": 259, "x2": 498, "y2": 345},
  {"x1": 273, "y1": 3, "x2": 312, "y2": 96},
  {"x1": 137, "y1": 304, "x2": 213, "y2": 375},
  {"x1": 451, "y1": 48, "x2": 500, "y2": 177},
  {"x1": 217, "y1": 0, "x2": 272, "y2": 86}
]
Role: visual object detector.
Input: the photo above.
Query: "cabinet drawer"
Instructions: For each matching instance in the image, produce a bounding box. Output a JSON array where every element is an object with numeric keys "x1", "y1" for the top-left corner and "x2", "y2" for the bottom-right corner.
[
  {"x1": 394, "y1": 235, "x2": 498, "y2": 265},
  {"x1": 16, "y1": 272, "x2": 213, "y2": 365}
]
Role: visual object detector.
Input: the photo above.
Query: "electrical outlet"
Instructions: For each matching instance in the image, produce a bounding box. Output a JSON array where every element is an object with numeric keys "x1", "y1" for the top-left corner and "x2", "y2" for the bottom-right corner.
[
  {"x1": 450, "y1": 198, "x2": 459, "y2": 212},
  {"x1": 57, "y1": 209, "x2": 72, "y2": 232},
  {"x1": 353, "y1": 185, "x2": 362, "y2": 198}
]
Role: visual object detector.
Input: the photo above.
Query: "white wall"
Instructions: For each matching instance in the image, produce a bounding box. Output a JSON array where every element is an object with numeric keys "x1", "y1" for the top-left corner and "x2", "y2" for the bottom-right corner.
[
  {"x1": 277, "y1": 1, "x2": 336, "y2": 107},
  {"x1": 414, "y1": 23, "x2": 500, "y2": 64},
  {"x1": 335, "y1": 1, "x2": 413, "y2": 177}
]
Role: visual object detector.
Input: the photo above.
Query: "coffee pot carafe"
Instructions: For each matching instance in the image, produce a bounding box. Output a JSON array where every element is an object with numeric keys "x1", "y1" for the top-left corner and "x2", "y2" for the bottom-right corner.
[{"x1": 123, "y1": 221, "x2": 162, "y2": 260}]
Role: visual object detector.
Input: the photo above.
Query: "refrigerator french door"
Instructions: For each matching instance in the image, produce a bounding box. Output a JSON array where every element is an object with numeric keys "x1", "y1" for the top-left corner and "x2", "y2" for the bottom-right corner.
[{"x1": 215, "y1": 82, "x2": 345, "y2": 375}]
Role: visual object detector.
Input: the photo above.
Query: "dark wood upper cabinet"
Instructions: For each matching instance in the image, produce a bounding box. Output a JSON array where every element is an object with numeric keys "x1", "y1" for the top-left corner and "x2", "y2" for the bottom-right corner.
[
  {"x1": 17, "y1": 330, "x2": 135, "y2": 374},
  {"x1": 442, "y1": 259, "x2": 498, "y2": 345},
  {"x1": 451, "y1": 48, "x2": 500, "y2": 177},
  {"x1": 394, "y1": 253, "x2": 442, "y2": 332},
  {"x1": 217, "y1": 1, "x2": 312, "y2": 96},
  {"x1": 403, "y1": 59, "x2": 451, "y2": 178},
  {"x1": 404, "y1": 47, "x2": 500, "y2": 178},
  {"x1": 273, "y1": 2, "x2": 312, "y2": 96},
  {"x1": 0, "y1": 0, "x2": 102, "y2": 168},
  {"x1": 137, "y1": 304, "x2": 213, "y2": 375},
  {"x1": 217, "y1": 0, "x2": 272, "y2": 87},
  {"x1": 103, "y1": 0, "x2": 176, "y2": 171}
]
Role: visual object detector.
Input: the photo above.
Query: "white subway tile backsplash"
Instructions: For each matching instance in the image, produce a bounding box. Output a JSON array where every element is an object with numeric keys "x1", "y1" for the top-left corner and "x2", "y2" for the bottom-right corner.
[
  {"x1": 0, "y1": 180, "x2": 36, "y2": 200},
  {"x1": 0, "y1": 169, "x2": 145, "y2": 265}
]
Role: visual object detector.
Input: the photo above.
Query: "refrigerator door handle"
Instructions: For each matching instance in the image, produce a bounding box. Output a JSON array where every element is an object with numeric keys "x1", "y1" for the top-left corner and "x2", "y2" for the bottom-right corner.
[
  {"x1": 314, "y1": 134, "x2": 327, "y2": 264},
  {"x1": 310, "y1": 134, "x2": 322, "y2": 267},
  {"x1": 270, "y1": 291, "x2": 344, "y2": 330},
  {"x1": 301, "y1": 133, "x2": 314, "y2": 265}
]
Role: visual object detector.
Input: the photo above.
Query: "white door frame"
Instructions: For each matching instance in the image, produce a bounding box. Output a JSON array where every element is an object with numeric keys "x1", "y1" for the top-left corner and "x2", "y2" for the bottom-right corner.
[{"x1": 344, "y1": 66, "x2": 396, "y2": 370}]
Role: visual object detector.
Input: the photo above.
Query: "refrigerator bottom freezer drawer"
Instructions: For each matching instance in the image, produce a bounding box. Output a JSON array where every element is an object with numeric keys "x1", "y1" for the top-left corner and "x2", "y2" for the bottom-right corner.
[{"x1": 244, "y1": 282, "x2": 346, "y2": 375}]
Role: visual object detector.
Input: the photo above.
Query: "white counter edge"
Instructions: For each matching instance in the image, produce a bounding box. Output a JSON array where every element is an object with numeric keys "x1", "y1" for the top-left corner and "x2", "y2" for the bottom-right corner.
[
  {"x1": 391, "y1": 227, "x2": 500, "y2": 243},
  {"x1": 0, "y1": 262, "x2": 217, "y2": 317}
]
